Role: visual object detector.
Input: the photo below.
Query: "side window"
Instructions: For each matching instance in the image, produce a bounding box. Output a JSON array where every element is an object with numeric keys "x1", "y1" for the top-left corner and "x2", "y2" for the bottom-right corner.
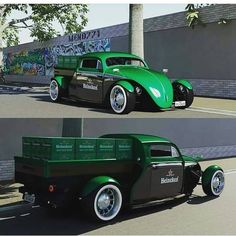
[
  {"x1": 80, "y1": 59, "x2": 102, "y2": 71},
  {"x1": 150, "y1": 144, "x2": 180, "y2": 158}
]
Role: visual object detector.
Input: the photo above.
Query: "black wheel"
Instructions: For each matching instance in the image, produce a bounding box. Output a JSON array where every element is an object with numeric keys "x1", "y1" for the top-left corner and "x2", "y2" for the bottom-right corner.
[
  {"x1": 49, "y1": 79, "x2": 63, "y2": 102},
  {"x1": 83, "y1": 184, "x2": 122, "y2": 222},
  {"x1": 109, "y1": 84, "x2": 136, "y2": 114},
  {"x1": 202, "y1": 166, "x2": 225, "y2": 196},
  {"x1": 173, "y1": 83, "x2": 194, "y2": 108}
]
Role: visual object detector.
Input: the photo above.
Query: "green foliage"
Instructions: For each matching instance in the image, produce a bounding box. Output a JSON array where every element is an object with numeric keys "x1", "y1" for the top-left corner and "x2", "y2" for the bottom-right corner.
[
  {"x1": 1, "y1": 4, "x2": 88, "y2": 46},
  {"x1": 2, "y1": 26, "x2": 19, "y2": 47},
  {"x1": 185, "y1": 4, "x2": 206, "y2": 29}
]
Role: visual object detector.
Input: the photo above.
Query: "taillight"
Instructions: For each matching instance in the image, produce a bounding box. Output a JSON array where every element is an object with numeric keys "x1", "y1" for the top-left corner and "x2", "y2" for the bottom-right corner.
[{"x1": 48, "y1": 185, "x2": 55, "y2": 192}]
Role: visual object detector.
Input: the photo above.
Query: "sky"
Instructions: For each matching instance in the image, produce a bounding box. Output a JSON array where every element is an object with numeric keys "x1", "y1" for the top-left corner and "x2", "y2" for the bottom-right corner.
[{"x1": 14, "y1": 4, "x2": 186, "y2": 44}]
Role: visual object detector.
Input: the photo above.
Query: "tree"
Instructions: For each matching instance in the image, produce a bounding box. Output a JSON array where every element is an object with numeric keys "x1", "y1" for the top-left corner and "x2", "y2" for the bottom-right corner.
[
  {"x1": 0, "y1": 4, "x2": 88, "y2": 68},
  {"x1": 129, "y1": 4, "x2": 144, "y2": 58}
]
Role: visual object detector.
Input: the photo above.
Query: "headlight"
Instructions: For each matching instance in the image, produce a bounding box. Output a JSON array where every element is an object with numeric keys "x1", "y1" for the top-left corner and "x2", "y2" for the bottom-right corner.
[
  {"x1": 150, "y1": 87, "x2": 161, "y2": 98},
  {"x1": 135, "y1": 86, "x2": 142, "y2": 95}
]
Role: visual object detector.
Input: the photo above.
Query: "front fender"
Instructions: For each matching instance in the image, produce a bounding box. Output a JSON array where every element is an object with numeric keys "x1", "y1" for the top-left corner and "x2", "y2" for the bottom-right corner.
[
  {"x1": 81, "y1": 176, "x2": 120, "y2": 197},
  {"x1": 173, "y1": 79, "x2": 193, "y2": 90},
  {"x1": 116, "y1": 80, "x2": 134, "y2": 93}
]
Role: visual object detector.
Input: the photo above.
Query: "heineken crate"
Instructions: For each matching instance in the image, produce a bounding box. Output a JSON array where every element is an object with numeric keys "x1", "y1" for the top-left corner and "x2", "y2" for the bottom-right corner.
[
  {"x1": 40, "y1": 137, "x2": 75, "y2": 160},
  {"x1": 31, "y1": 137, "x2": 43, "y2": 159},
  {"x1": 97, "y1": 139, "x2": 116, "y2": 159},
  {"x1": 22, "y1": 137, "x2": 32, "y2": 158},
  {"x1": 75, "y1": 138, "x2": 97, "y2": 160},
  {"x1": 115, "y1": 139, "x2": 133, "y2": 160}
]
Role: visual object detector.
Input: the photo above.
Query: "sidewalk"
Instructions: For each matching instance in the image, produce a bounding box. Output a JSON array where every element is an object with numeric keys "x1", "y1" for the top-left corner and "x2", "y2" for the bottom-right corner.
[{"x1": 0, "y1": 81, "x2": 49, "y2": 93}]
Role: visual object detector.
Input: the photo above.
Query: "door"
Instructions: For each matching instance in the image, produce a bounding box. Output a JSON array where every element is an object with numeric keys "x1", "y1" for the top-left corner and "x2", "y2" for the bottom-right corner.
[
  {"x1": 149, "y1": 143, "x2": 184, "y2": 200},
  {"x1": 69, "y1": 58, "x2": 104, "y2": 103}
]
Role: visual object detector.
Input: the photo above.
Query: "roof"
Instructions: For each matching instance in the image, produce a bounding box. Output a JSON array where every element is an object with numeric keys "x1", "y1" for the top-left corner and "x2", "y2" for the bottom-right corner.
[
  {"x1": 79, "y1": 51, "x2": 142, "y2": 60},
  {"x1": 101, "y1": 134, "x2": 170, "y2": 144}
]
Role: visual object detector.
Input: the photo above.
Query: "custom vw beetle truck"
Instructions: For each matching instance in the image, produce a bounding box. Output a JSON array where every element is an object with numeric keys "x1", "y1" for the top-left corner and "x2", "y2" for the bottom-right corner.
[
  {"x1": 15, "y1": 134, "x2": 224, "y2": 222},
  {"x1": 49, "y1": 52, "x2": 194, "y2": 114}
]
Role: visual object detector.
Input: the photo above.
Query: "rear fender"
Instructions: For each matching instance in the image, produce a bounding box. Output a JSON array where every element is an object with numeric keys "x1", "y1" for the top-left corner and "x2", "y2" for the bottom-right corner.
[
  {"x1": 53, "y1": 76, "x2": 69, "y2": 90},
  {"x1": 173, "y1": 79, "x2": 193, "y2": 90},
  {"x1": 81, "y1": 176, "x2": 120, "y2": 197}
]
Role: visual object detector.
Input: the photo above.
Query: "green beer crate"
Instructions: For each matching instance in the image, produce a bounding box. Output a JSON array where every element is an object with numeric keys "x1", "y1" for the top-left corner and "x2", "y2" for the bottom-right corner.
[
  {"x1": 40, "y1": 137, "x2": 75, "y2": 160},
  {"x1": 31, "y1": 137, "x2": 43, "y2": 159},
  {"x1": 22, "y1": 137, "x2": 32, "y2": 158},
  {"x1": 75, "y1": 138, "x2": 97, "y2": 160},
  {"x1": 115, "y1": 139, "x2": 133, "y2": 160},
  {"x1": 97, "y1": 139, "x2": 116, "y2": 159}
]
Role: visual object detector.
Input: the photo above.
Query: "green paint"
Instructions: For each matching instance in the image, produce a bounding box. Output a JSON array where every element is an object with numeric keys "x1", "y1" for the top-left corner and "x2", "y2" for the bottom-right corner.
[
  {"x1": 174, "y1": 79, "x2": 193, "y2": 90},
  {"x1": 81, "y1": 176, "x2": 119, "y2": 197},
  {"x1": 116, "y1": 80, "x2": 134, "y2": 93},
  {"x1": 202, "y1": 165, "x2": 223, "y2": 187},
  {"x1": 55, "y1": 52, "x2": 194, "y2": 109}
]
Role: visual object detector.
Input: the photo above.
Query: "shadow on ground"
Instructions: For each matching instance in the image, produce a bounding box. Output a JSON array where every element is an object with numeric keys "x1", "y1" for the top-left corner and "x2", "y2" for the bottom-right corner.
[
  {"x1": 31, "y1": 95, "x2": 170, "y2": 115},
  {"x1": 0, "y1": 194, "x2": 215, "y2": 235}
]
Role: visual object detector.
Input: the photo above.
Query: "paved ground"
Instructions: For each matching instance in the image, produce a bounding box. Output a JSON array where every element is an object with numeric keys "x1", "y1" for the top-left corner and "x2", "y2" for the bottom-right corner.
[
  {"x1": 0, "y1": 84, "x2": 236, "y2": 118},
  {"x1": 0, "y1": 157, "x2": 236, "y2": 235}
]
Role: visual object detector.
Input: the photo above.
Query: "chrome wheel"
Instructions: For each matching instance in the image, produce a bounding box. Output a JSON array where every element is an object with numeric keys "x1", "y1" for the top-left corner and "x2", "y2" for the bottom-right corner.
[
  {"x1": 211, "y1": 170, "x2": 224, "y2": 196},
  {"x1": 94, "y1": 184, "x2": 122, "y2": 221},
  {"x1": 50, "y1": 80, "x2": 59, "y2": 101},
  {"x1": 110, "y1": 85, "x2": 127, "y2": 113}
]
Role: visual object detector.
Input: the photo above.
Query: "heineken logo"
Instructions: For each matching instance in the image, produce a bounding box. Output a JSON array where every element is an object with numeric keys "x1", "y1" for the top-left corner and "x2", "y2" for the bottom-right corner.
[
  {"x1": 167, "y1": 169, "x2": 174, "y2": 177},
  {"x1": 56, "y1": 144, "x2": 73, "y2": 149},
  {"x1": 79, "y1": 145, "x2": 95, "y2": 149},
  {"x1": 119, "y1": 144, "x2": 131, "y2": 149},
  {"x1": 161, "y1": 169, "x2": 179, "y2": 184},
  {"x1": 99, "y1": 145, "x2": 113, "y2": 149},
  {"x1": 83, "y1": 83, "x2": 98, "y2": 90}
]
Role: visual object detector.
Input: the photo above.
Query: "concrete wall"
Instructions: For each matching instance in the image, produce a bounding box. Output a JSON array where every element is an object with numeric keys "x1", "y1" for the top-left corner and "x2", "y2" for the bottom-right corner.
[
  {"x1": 0, "y1": 119, "x2": 63, "y2": 182},
  {"x1": 1, "y1": 118, "x2": 236, "y2": 182},
  {"x1": 110, "y1": 22, "x2": 236, "y2": 99},
  {"x1": 3, "y1": 4, "x2": 236, "y2": 98}
]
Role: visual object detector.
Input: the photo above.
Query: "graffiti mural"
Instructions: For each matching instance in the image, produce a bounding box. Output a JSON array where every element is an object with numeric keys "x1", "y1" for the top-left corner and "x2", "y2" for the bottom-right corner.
[
  {"x1": 45, "y1": 38, "x2": 111, "y2": 76},
  {"x1": 5, "y1": 49, "x2": 45, "y2": 76},
  {"x1": 4, "y1": 38, "x2": 111, "y2": 78}
]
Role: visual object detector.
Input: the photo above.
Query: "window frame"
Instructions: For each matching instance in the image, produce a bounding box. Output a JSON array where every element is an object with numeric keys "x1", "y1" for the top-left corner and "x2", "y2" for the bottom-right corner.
[
  {"x1": 79, "y1": 58, "x2": 103, "y2": 72},
  {"x1": 148, "y1": 142, "x2": 182, "y2": 159}
]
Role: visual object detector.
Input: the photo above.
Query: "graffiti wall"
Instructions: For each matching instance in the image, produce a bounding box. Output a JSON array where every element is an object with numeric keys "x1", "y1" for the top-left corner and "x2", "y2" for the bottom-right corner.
[
  {"x1": 4, "y1": 38, "x2": 111, "y2": 78},
  {"x1": 45, "y1": 38, "x2": 111, "y2": 76},
  {"x1": 4, "y1": 49, "x2": 45, "y2": 76}
]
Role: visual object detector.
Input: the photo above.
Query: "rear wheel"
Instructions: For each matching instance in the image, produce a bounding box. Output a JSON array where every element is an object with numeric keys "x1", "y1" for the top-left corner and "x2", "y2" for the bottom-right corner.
[
  {"x1": 83, "y1": 184, "x2": 122, "y2": 222},
  {"x1": 49, "y1": 80, "x2": 62, "y2": 102},
  {"x1": 202, "y1": 166, "x2": 225, "y2": 196},
  {"x1": 173, "y1": 83, "x2": 194, "y2": 108},
  {"x1": 110, "y1": 85, "x2": 136, "y2": 114}
]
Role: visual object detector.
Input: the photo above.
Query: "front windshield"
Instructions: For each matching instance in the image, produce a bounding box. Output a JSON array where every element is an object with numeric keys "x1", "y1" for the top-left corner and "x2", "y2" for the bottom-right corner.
[{"x1": 106, "y1": 57, "x2": 146, "y2": 67}]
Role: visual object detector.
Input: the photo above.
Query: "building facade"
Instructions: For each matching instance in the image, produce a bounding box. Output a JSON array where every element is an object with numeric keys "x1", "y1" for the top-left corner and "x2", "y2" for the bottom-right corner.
[
  {"x1": 1, "y1": 118, "x2": 236, "y2": 182},
  {"x1": 3, "y1": 4, "x2": 236, "y2": 98}
]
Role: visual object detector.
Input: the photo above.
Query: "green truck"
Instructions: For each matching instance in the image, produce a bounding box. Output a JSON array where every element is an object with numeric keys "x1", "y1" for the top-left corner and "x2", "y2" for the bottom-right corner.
[
  {"x1": 15, "y1": 134, "x2": 224, "y2": 221},
  {"x1": 49, "y1": 52, "x2": 194, "y2": 114}
]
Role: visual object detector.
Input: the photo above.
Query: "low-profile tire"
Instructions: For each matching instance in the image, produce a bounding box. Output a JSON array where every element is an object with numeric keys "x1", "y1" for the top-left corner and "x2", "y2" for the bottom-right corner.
[
  {"x1": 83, "y1": 184, "x2": 122, "y2": 222},
  {"x1": 109, "y1": 84, "x2": 136, "y2": 114},
  {"x1": 202, "y1": 166, "x2": 225, "y2": 196},
  {"x1": 49, "y1": 79, "x2": 63, "y2": 102},
  {"x1": 173, "y1": 83, "x2": 194, "y2": 109}
]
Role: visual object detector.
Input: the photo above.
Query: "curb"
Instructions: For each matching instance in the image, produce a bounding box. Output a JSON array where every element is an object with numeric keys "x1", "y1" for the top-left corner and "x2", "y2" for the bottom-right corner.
[{"x1": 0, "y1": 201, "x2": 32, "y2": 215}]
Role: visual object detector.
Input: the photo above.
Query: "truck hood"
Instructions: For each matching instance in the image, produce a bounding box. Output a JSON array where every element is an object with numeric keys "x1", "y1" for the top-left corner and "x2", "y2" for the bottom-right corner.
[{"x1": 106, "y1": 66, "x2": 173, "y2": 109}]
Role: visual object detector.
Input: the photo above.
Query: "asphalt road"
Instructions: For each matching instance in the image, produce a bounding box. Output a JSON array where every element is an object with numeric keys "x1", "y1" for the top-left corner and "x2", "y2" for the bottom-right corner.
[
  {"x1": 0, "y1": 158, "x2": 236, "y2": 235},
  {"x1": 0, "y1": 85, "x2": 236, "y2": 118}
]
